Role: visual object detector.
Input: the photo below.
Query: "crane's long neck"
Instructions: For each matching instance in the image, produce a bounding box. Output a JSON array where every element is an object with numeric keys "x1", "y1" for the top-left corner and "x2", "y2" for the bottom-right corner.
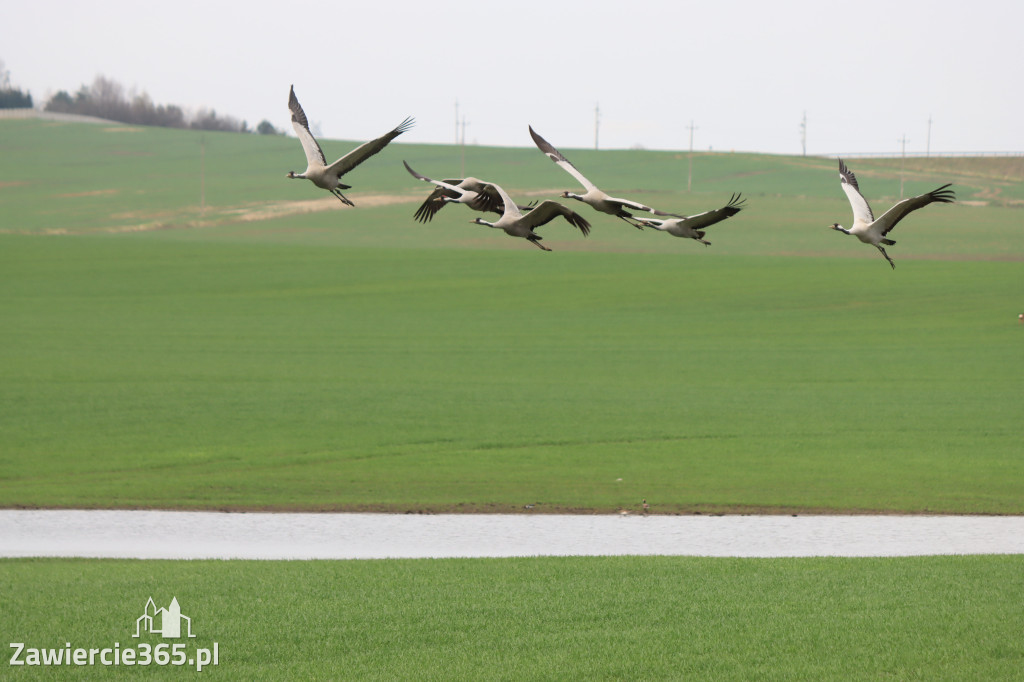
[
  {"x1": 472, "y1": 218, "x2": 496, "y2": 229},
  {"x1": 831, "y1": 224, "x2": 851, "y2": 235}
]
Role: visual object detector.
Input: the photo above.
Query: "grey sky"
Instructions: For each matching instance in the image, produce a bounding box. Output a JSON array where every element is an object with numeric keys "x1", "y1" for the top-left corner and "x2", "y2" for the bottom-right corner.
[{"x1": 3, "y1": 0, "x2": 1022, "y2": 155}]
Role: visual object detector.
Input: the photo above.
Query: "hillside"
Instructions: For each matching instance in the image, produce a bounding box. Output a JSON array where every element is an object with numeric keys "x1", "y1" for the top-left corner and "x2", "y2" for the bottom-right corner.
[{"x1": 1, "y1": 118, "x2": 1021, "y2": 243}]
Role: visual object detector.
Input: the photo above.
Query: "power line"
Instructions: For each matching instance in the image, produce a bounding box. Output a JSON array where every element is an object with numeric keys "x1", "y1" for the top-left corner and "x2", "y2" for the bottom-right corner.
[
  {"x1": 926, "y1": 115, "x2": 932, "y2": 157},
  {"x1": 686, "y1": 120, "x2": 698, "y2": 192},
  {"x1": 799, "y1": 112, "x2": 807, "y2": 157},
  {"x1": 459, "y1": 114, "x2": 469, "y2": 177},
  {"x1": 898, "y1": 133, "x2": 909, "y2": 198}
]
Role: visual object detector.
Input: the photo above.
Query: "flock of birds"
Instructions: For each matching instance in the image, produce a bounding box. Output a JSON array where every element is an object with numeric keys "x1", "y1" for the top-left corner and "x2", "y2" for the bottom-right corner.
[{"x1": 285, "y1": 86, "x2": 955, "y2": 268}]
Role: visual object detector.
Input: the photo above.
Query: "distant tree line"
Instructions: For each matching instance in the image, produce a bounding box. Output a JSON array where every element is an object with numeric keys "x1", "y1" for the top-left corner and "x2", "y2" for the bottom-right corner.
[
  {"x1": 0, "y1": 88, "x2": 32, "y2": 108},
  {"x1": 0, "y1": 58, "x2": 33, "y2": 108},
  {"x1": 0, "y1": 60, "x2": 279, "y2": 134},
  {"x1": 43, "y1": 76, "x2": 280, "y2": 134}
]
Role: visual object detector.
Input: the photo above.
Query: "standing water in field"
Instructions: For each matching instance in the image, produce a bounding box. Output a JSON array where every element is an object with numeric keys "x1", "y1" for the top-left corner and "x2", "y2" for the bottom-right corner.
[{"x1": 1, "y1": 510, "x2": 1023, "y2": 559}]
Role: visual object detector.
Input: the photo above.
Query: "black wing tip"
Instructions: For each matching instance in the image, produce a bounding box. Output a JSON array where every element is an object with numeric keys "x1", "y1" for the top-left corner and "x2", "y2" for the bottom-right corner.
[
  {"x1": 556, "y1": 202, "x2": 591, "y2": 236},
  {"x1": 709, "y1": 193, "x2": 747, "y2": 220},
  {"x1": 287, "y1": 87, "x2": 310, "y2": 129},
  {"x1": 527, "y1": 124, "x2": 551, "y2": 147},
  {"x1": 528, "y1": 125, "x2": 548, "y2": 148},
  {"x1": 412, "y1": 201, "x2": 438, "y2": 223},
  {"x1": 930, "y1": 184, "x2": 955, "y2": 203},
  {"x1": 651, "y1": 208, "x2": 684, "y2": 218},
  {"x1": 403, "y1": 159, "x2": 426, "y2": 180},
  {"x1": 528, "y1": 125, "x2": 563, "y2": 159},
  {"x1": 395, "y1": 116, "x2": 415, "y2": 134},
  {"x1": 837, "y1": 158, "x2": 860, "y2": 188},
  {"x1": 575, "y1": 213, "x2": 592, "y2": 236}
]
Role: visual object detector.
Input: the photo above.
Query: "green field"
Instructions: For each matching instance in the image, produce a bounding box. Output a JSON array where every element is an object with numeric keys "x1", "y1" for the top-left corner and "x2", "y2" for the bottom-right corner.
[
  {"x1": 3, "y1": 555, "x2": 1024, "y2": 680},
  {"x1": 2, "y1": 118, "x2": 1023, "y2": 681},
  {"x1": 1, "y1": 118, "x2": 1022, "y2": 514}
]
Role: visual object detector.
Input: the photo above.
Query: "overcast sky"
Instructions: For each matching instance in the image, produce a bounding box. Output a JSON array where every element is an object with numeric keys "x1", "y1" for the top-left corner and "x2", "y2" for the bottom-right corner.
[{"x1": 3, "y1": 0, "x2": 1022, "y2": 155}]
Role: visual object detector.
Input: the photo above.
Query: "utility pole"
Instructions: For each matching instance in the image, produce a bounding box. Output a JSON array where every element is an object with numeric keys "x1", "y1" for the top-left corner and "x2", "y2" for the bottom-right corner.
[
  {"x1": 459, "y1": 115, "x2": 468, "y2": 177},
  {"x1": 799, "y1": 111, "x2": 807, "y2": 157},
  {"x1": 199, "y1": 135, "x2": 206, "y2": 219},
  {"x1": 898, "y1": 134, "x2": 909, "y2": 198},
  {"x1": 926, "y1": 115, "x2": 932, "y2": 157},
  {"x1": 686, "y1": 120, "x2": 697, "y2": 192},
  {"x1": 594, "y1": 103, "x2": 600, "y2": 150}
]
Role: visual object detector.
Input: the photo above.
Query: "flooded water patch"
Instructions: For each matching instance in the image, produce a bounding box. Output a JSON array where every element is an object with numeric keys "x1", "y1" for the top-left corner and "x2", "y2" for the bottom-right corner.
[{"x1": 3, "y1": 511, "x2": 1023, "y2": 560}]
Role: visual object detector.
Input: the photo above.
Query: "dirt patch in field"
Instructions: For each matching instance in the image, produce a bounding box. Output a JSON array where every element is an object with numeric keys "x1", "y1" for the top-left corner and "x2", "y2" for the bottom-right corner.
[
  {"x1": 223, "y1": 198, "x2": 338, "y2": 222},
  {"x1": 225, "y1": 193, "x2": 422, "y2": 223},
  {"x1": 56, "y1": 189, "x2": 120, "y2": 199},
  {"x1": 84, "y1": 192, "x2": 424, "y2": 234}
]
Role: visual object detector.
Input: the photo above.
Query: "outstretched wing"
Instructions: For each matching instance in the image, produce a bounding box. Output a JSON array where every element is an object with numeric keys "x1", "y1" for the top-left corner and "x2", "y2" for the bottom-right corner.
[
  {"x1": 528, "y1": 125, "x2": 599, "y2": 192},
  {"x1": 288, "y1": 85, "x2": 327, "y2": 167},
  {"x1": 838, "y1": 158, "x2": 874, "y2": 224},
  {"x1": 677, "y1": 193, "x2": 747, "y2": 230},
  {"x1": 519, "y1": 200, "x2": 592, "y2": 236},
  {"x1": 404, "y1": 160, "x2": 467, "y2": 196},
  {"x1": 607, "y1": 195, "x2": 664, "y2": 215},
  {"x1": 405, "y1": 163, "x2": 507, "y2": 219},
  {"x1": 456, "y1": 178, "x2": 505, "y2": 215},
  {"x1": 874, "y1": 184, "x2": 954, "y2": 235},
  {"x1": 327, "y1": 117, "x2": 415, "y2": 178},
  {"x1": 413, "y1": 184, "x2": 459, "y2": 223}
]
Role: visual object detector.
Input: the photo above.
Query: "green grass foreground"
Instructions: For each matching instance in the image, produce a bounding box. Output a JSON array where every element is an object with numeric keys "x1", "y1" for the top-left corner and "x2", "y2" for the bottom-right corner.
[
  {"x1": 0, "y1": 235, "x2": 1020, "y2": 513},
  {"x1": 2, "y1": 556, "x2": 1023, "y2": 680}
]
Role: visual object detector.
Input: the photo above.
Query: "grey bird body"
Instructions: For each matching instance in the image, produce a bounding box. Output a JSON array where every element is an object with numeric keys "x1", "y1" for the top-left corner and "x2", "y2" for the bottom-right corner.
[
  {"x1": 286, "y1": 85, "x2": 413, "y2": 206},
  {"x1": 831, "y1": 159, "x2": 954, "y2": 268}
]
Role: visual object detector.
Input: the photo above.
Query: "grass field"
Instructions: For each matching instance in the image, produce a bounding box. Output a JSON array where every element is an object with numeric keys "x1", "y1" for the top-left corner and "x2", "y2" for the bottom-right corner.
[
  {"x1": 1, "y1": 118, "x2": 1022, "y2": 514},
  {"x1": 3, "y1": 555, "x2": 1024, "y2": 680},
  {"x1": 1, "y1": 118, "x2": 1022, "y2": 681}
]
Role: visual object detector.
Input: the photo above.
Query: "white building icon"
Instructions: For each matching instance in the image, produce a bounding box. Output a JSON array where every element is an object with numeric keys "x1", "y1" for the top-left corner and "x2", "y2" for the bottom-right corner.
[{"x1": 133, "y1": 597, "x2": 195, "y2": 638}]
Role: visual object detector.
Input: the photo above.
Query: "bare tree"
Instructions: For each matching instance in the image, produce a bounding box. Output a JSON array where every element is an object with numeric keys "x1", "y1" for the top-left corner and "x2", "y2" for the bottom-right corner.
[{"x1": 42, "y1": 74, "x2": 251, "y2": 132}]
